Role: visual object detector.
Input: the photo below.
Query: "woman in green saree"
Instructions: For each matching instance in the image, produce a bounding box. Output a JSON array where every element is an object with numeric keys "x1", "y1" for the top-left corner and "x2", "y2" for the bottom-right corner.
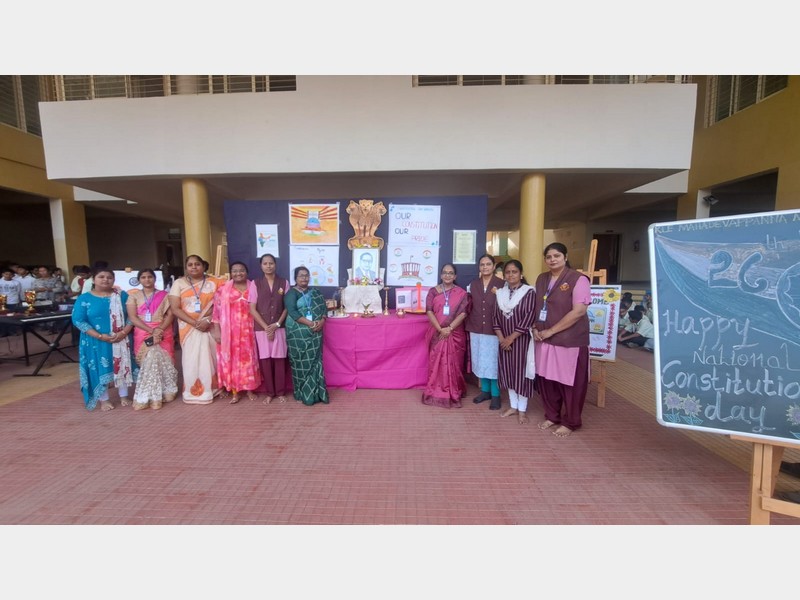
[{"x1": 285, "y1": 266, "x2": 329, "y2": 405}]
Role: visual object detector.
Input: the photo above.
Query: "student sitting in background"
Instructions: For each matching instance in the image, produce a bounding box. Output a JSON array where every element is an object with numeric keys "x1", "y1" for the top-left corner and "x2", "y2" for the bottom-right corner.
[
  {"x1": 618, "y1": 308, "x2": 654, "y2": 348},
  {"x1": 618, "y1": 298, "x2": 633, "y2": 334}
]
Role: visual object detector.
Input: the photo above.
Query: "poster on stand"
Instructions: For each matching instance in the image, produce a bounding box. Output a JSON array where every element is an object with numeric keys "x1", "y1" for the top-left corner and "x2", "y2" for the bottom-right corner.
[
  {"x1": 289, "y1": 245, "x2": 339, "y2": 287},
  {"x1": 588, "y1": 285, "x2": 621, "y2": 361}
]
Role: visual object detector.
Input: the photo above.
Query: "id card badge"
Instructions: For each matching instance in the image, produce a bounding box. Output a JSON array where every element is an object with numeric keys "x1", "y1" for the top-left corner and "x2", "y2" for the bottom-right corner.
[
  {"x1": 306, "y1": 311, "x2": 313, "y2": 320},
  {"x1": 538, "y1": 308, "x2": 548, "y2": 321},
  {"x1": 144, "y1": 310, "x2": 152, "y2": 323},
  {"x1": 443, "y1": 305, "x2": 450, "y2": 316},
  {"x1": 193, "y1": 300, "x2": 201, "y2": 313}
]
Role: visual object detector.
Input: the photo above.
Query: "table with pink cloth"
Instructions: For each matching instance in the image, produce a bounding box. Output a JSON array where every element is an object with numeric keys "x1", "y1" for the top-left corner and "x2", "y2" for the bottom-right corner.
[{"x1": 322, "y1": 311, "x2": 431, "y2": 390}]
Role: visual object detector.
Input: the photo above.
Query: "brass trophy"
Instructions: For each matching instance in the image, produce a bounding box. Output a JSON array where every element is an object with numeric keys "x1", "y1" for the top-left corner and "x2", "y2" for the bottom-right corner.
[
  {"x1": 0, "y1": 293, "x2": 7, "y2": 313},
  {"x1": 361, "y1": 302, "x2": 375, "y2": 318},
  {"x1": 24, "y1": 290, "x2": 37, "y2": 314}
]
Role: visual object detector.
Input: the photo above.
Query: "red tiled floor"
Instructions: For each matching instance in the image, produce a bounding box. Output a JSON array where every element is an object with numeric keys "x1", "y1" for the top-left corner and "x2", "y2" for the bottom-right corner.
[{"x1": 1, "y1": 349, "x2": 798, "y2": 525}]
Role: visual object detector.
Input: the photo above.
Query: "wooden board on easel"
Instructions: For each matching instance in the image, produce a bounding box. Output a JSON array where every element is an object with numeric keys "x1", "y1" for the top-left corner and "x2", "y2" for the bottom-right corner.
[
  {"x1": 578, "y1": 238, "x2": 610, "y2": 408},
  {"x1": 214, "y1": 233, "x2": 229, "y2": 279}
]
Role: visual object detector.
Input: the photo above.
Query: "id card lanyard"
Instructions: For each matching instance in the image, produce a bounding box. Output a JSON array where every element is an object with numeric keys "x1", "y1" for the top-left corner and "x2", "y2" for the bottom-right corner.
[
  {"x1": 539, "y1": 273, "x2": 564, "y2": 322},
  {"x1": 301, "y1": 289, "x2": 313, "y2": 320},
  {"x1": 142, "y1": 290, "x2": 155, "y2": 322},
  {"x1": 442, "y1": 286, "x2": 452, "y2": 316},
  {"x1": 189, "y1": 276, "x2": 205, "y2": 313}
]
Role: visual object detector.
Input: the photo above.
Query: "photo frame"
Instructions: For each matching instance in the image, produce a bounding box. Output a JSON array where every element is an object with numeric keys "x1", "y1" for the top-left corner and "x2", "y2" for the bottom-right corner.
[
  {"x1": 351, "y1": 248, "x2": 381, "y2": 284},
  {"x1": 395, "y1": 286, "x2": 430, "y2": 311}
]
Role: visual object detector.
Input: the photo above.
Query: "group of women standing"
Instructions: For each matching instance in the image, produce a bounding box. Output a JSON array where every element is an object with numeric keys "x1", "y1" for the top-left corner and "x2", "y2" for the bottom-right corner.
[
  {"x1": 72, "y1": 253, "x2": 329, "y2": 413},
  {"x1": 421, "y1": 243, "x2": 591, "y2": 437}
]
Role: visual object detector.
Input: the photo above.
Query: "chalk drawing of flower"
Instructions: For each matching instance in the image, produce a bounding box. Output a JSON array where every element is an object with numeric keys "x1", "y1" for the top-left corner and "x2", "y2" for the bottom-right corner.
[
  {"x1": 787, "y1": 404, "x2": 800, "y2": 427},
  {"x1": 680, "y1": 394, "x2": 703, "y2": 426},
  {"x1": 662, "y1": 390, "x2": 682, "y2": 423},
  {"x1": 787, "y1": 404, "x2": 800, "y2": 439}
]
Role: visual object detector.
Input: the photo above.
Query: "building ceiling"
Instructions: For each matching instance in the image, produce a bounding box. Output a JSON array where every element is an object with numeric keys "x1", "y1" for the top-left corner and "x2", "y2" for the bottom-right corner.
[{"x1": 2, "y1": 168, "x2": 778, "y2": 232}]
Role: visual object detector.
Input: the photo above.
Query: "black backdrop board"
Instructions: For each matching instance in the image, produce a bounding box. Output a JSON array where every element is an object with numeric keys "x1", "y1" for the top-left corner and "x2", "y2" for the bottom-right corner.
[
  {"x1": 649, "y1": 209, "x2": 800, "y2": 446},
  {"x1": 223, "y1": 195, "x2": 487, "y2": 307}
]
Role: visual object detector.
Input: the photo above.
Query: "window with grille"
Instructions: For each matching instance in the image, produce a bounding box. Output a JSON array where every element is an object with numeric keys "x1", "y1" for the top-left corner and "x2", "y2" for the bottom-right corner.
[
  {"x1": 707, "y1": 75, "x2": 788, "y2": 125},
  {"x1": 0, "y1": 75, "x2": 46, "y2": 135}
]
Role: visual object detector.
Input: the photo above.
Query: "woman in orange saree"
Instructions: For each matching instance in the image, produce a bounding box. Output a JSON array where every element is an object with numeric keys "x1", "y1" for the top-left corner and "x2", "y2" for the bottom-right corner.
[{"x1": 168, "y1": 255, "x2": 225, "y2": 404}]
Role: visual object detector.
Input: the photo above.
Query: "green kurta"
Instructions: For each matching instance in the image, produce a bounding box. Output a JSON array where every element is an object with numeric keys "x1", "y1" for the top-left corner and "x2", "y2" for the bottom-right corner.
[{"x1": 285, "y1": 286, "x2": 329, "y2": 405}]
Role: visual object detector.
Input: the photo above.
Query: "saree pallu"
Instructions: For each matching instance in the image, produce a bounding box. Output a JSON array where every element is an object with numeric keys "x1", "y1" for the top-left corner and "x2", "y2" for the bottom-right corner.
[
  {"x1": 213, "y1": 280, "x2": 261, "y2": 392},
  {"x1": 170, "y1": 276, "x2": 223, "y2": 404},
  {"x1": 285, "y1": 287, "x2": 329, "y2": 405},
  {"x1": 130, "y1": 289, "x2": 175, "y2": 360},
  {"x1": 421, "y1": 286, "x2": 471, "y2": 408}
]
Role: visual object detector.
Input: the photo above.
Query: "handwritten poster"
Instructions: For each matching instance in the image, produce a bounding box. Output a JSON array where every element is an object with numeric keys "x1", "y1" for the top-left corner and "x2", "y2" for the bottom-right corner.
[
  {"x1": 289, "y1": 245, "x2": 339, "y2": 287},
  {"x1": 255, "y1": 224, "x2": 279, "y2": 257},
  {"x1": 387, "y1": 204, "x2": 441, "y2": 287},
  {"x1": 588, "y1": 285, "x2": 621, "y2": 361},
  {"x1": 289, "y1": 203, "x2": 340, "y2": 245}
]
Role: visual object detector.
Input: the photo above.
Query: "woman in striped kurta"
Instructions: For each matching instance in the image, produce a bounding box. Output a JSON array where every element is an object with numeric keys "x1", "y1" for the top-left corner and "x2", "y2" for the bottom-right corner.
[{"x1": 492, "y1": 260, "x2": 536, "y2": 424}]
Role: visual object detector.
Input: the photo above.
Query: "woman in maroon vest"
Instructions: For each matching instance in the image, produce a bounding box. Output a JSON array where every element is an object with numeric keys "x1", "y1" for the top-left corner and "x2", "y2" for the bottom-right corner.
[
  {"x1": 465, "y1": 253, "x2": 505, "y2": 410},
  {"x1": 253, "y1": 254, "x2": 290, "y2": 404},
  {"x1": 532, "y1": 243, "x2": 592, "y2": 437}
]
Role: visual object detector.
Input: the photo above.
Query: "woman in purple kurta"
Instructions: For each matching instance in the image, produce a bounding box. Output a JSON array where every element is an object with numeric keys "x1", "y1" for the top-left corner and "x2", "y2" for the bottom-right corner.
[
  {"x1": 253, "y1": 254, "x2": 290, "y2": 404},
  {"x1": 492, "y1": 259, "x2": 536, "y2": 424},
  {"x1": 532, "y1": 242, "x2": 591, "y2": 437},
  {"x1": 421, "y1": 264, "x2": 471, "y2": 408}
]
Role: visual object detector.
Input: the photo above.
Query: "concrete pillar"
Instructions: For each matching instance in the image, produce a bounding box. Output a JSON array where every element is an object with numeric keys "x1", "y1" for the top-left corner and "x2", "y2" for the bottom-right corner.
[
  {"x1": 519, "y1": 173, "x2": 546, "y2": 277},
  {"x1": 182, "y1": 178, "x2": 212, "y2": 264},
  {"x1": 49, "y1": 196, "x2": 89, "y2": 271}
]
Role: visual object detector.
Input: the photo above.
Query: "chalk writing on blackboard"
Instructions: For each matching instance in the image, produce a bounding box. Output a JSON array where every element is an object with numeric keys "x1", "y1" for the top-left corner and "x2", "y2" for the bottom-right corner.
[{"x1": 649, "y1": 209, "x2": 800, "y2": 445}]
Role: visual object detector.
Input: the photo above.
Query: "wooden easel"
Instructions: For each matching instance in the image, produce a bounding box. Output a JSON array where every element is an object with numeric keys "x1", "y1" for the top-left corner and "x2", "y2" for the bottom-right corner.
[
  {"x1": 214, "y1": 233, "x2": 228, "y2": 278},
  {"x1": 578, "y1": 239, "x2": 609, "y2": 408},
  {"x1": 731, "y1": 435, "x2": 800, "y2": 524}
]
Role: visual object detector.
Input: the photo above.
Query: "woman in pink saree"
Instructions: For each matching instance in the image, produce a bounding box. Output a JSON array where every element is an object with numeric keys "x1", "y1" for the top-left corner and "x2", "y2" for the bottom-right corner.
[
  {"x1": 421, "y1": 263, "x2": 471, "y2": 408},
  {"x1": 126, "y1": 268, "x2": 177, "y2": 410},
  {"x1": 212, "y1": 261, "x2": 261, "y2": 404}
]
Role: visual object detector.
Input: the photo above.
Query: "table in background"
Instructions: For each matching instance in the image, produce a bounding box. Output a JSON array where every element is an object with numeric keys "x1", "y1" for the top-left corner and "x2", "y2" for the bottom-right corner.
[
  {"x1": 0, "y1": 309, "x2": 76, "y2": 375},
  {"x1": 322, "y1": 311, "x2": 431, "y2": 390}
]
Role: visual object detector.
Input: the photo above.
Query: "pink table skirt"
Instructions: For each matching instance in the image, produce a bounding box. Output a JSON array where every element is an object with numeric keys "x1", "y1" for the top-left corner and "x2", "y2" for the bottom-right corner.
[{"x1": 322, "y1": 311, "x2": 432, "y2": 391}]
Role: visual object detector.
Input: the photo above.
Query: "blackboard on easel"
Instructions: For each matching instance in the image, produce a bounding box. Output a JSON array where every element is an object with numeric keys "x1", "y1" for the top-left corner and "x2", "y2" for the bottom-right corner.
[{"x1": 649, "y1": 209, "x2": 800, "y2": 446}]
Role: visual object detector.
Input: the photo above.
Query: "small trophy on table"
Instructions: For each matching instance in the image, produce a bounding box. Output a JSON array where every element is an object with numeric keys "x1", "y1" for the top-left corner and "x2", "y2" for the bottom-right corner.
[
  {"x1": 0, "y1": 294, "x2": 7, "y2": 313},
  {"x1": 24, "y1": 290, "x2": 37, "y2": 314}
]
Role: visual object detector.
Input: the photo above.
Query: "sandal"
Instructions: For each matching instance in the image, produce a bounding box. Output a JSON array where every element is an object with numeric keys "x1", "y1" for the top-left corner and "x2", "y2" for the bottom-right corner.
[
  {"x1": 229, "y1": 394, "x2": 241, "y2": 404},
  {"x1": 538, "y1": 419, "x2": 556, "y2": 430},
  {"x1": 263, "y1": 395, "x2": 274, "y2": 405}
]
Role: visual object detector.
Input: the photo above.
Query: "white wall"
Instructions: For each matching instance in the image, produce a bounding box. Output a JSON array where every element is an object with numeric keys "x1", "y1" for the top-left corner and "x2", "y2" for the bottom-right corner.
[{"x1": 39, "y1": 77, "x2": 696, "y2": 179}]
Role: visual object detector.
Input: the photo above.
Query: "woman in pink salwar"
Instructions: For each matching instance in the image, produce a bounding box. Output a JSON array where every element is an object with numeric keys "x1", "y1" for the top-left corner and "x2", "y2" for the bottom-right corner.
[
  {"x1": 532, "y1": 243, "x2": 591, "y2": 437},
  {"x1": 421, "y1": 264, "x2": 471, "y2": 408},
  {"x1": 212, "y1": 261, "x2": 262, "y2": 404}
]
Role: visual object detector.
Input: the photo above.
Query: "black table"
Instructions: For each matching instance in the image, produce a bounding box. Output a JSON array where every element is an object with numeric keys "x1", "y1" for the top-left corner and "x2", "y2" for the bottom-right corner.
[{"x1": 0, "y1": 309, "x2": 77, "y2": 376}]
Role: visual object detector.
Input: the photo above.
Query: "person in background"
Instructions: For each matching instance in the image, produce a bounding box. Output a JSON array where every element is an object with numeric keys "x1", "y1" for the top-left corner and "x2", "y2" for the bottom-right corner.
[
  {"x1": 71, "y1": 267, "x2": 136, "y2": 411},
  {"x1": 252, "y1": 253, "x2": 290, "y2": 404},
  {"x1": 126, "y1": 268, "x2": 177, "y2": 410},
  {"x1": 532, "y1": 242, "x2": 592, "y2": 437},
  {"x1": 211, "y1": 261, "x2": 261, "y2": 404},
  {"x1": 493, "y1": 259, "x2": 537, "y2": 424},
  {"x1": 168, "y1": 255, "x2": 225, "y2": 404},
  {"x1": 0, "y1": 267, "x2": 23, "y2": 337},
  {"x1": 618, "y1": 308, "x2": 654, "y2": 348},
  {"x1": 465, "y1": 253, "x2": 505, "y2": 410},
  {"x1": 14, "y1": 265, "x2": 36, "y2": 294},
  {"x1": 421, "y1": 263, "x2": 471, "y2": 409},
  {"x1": 617, "y1": 298, "x2": 633, "y2": 334},
  {"x1": 285, "y1": 266, "x2": 329, "y2": 406},
  {"x1": 33, "y1": 265, "x2": 67, "y2": 306},
  {"x1": 70, "y1": 265, "x2": 91, "y2": 297}
]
